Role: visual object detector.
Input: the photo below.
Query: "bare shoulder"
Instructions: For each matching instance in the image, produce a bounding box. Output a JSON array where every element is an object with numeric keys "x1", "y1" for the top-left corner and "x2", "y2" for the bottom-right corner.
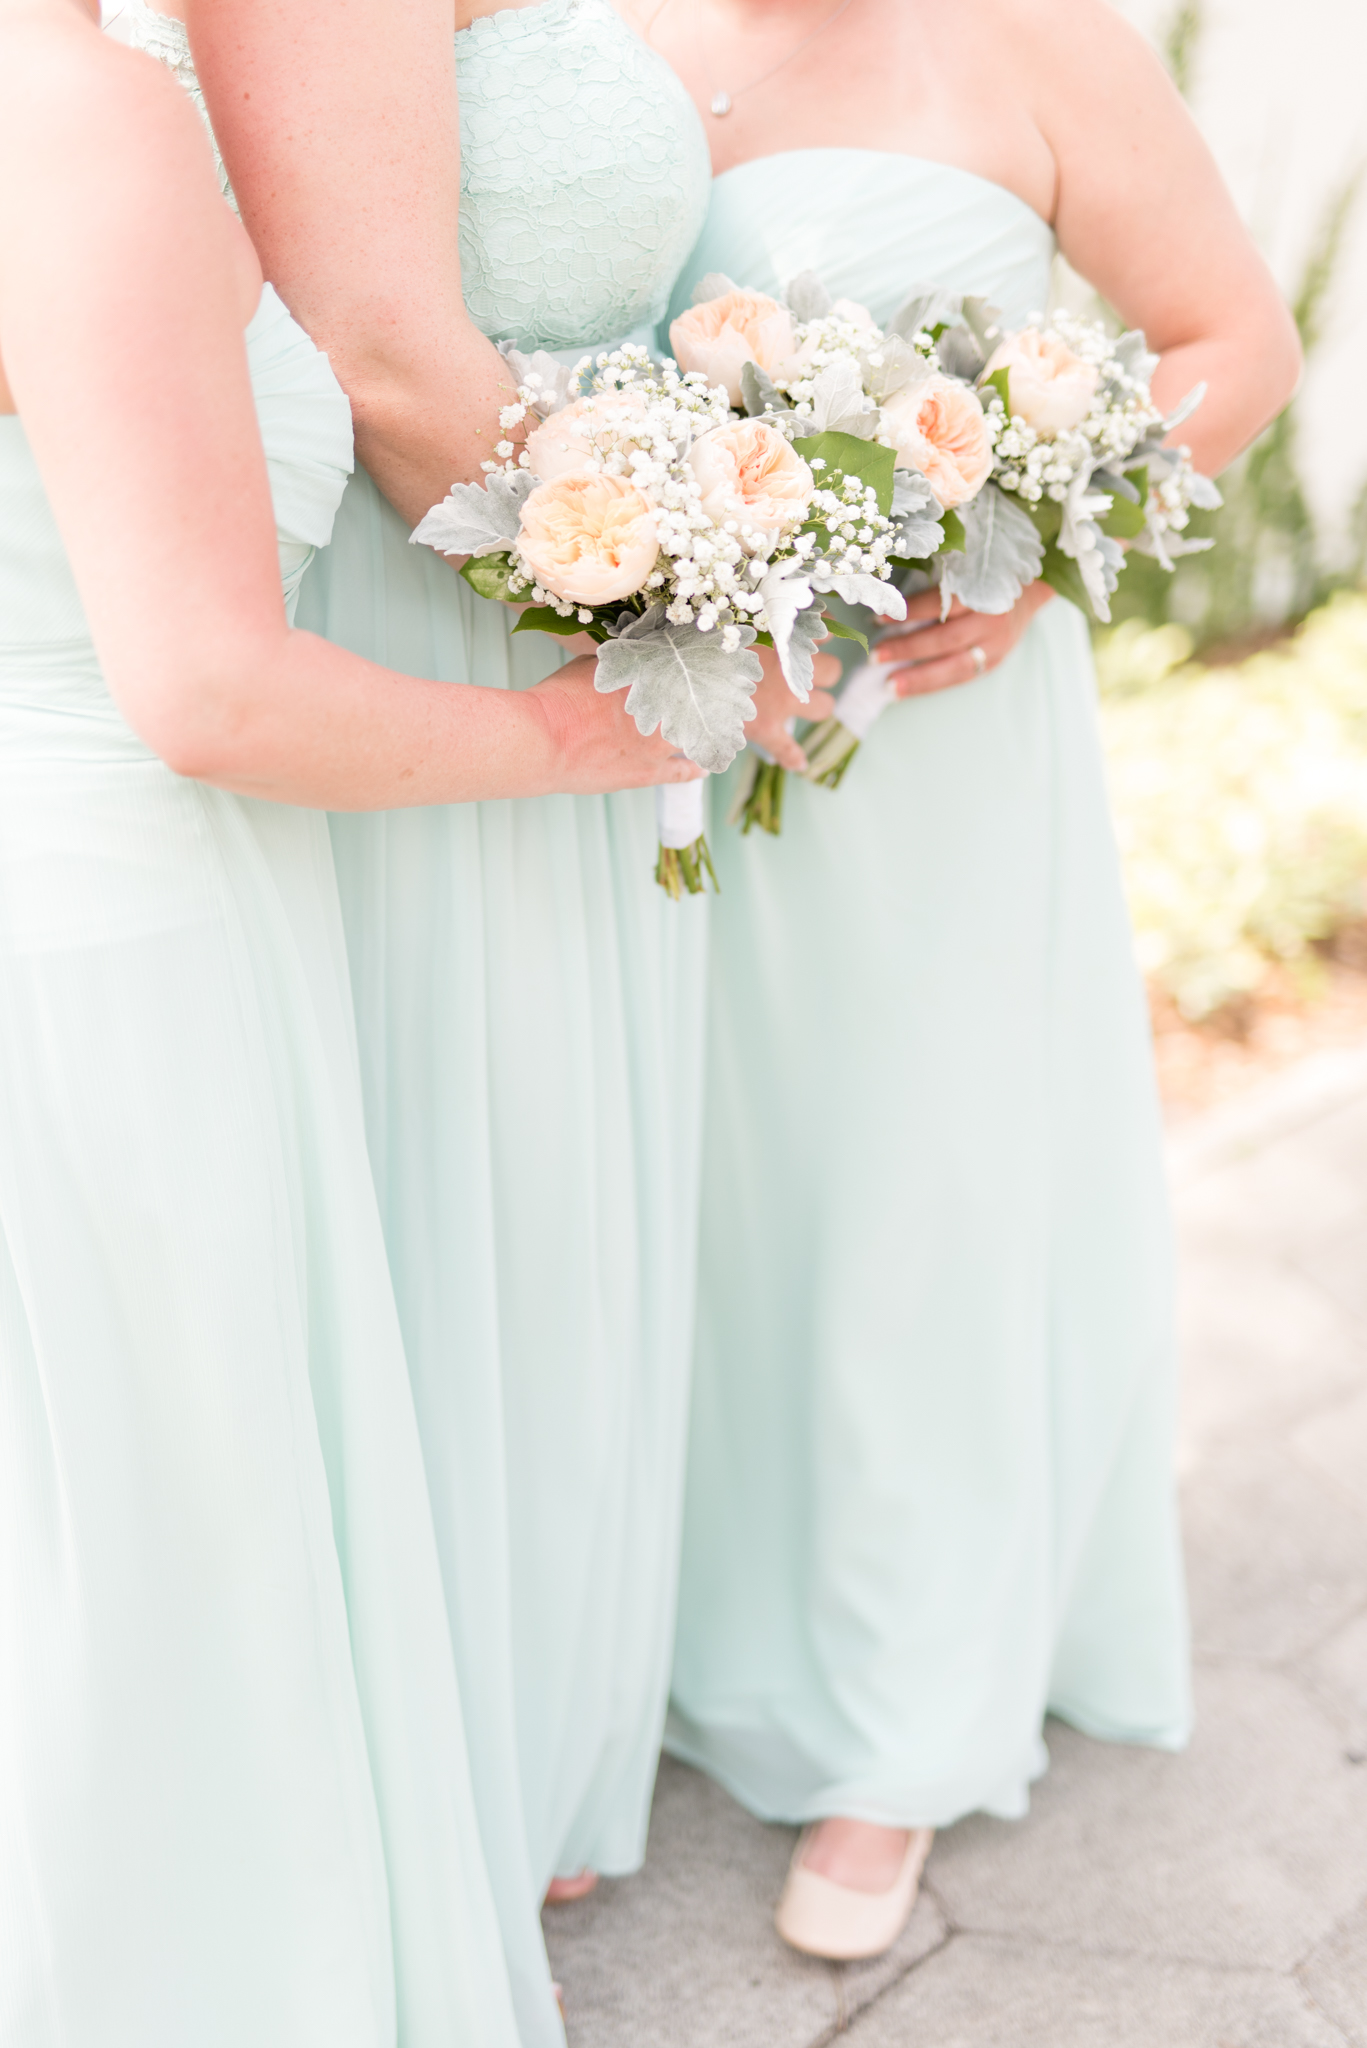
[
  {"x1": 964, "y1": 0, "x2": 1178, "y2": 114},
  {"x1": 0, "y1": 6, "x2": 218, "y2": 215}
]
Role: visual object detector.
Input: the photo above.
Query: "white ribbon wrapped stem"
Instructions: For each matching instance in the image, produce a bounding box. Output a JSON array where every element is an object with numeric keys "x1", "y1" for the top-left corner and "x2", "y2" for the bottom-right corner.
[
  {"x1": 833, "y1": 662, "x2": 899, "y2": 742},
  {"x1": 656, "y1": 777, "x2": 707, "y2": 850}
]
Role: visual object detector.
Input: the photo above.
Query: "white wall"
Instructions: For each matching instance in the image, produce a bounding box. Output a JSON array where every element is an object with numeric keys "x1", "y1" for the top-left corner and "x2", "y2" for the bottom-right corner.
[{"x1": 1114, "y1": 0, "x2": 1367, "y2": 559}]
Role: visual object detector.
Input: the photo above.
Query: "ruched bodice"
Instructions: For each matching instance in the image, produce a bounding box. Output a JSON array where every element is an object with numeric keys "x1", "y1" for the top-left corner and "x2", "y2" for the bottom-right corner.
[
  {"x1": 0, "y1": 284, "x2": 351, "y2": 704},
  {"x1": 669, "y1": 148, "x2": 1055, "y2": 334}
]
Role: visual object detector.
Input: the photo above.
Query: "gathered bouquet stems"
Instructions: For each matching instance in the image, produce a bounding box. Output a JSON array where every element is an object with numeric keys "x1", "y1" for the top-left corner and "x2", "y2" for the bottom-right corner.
[
  {"x1": 730, "y1": 754, "x2": 788, "y2": 836},
  {"x1": 655, "y1": 836, "x2": 719, "y2": 897},
  {"x1": 799, "y1": 716, "x2": 863, "y2": 789},
  {"x1": 654, "y1": 778, "x2": 718, "y2": 898}
]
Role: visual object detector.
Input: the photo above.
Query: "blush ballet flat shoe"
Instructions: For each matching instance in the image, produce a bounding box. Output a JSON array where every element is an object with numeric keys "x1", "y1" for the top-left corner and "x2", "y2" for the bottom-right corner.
[{"x1": 775, "y1": 1826, "x2": 934, "y2": 1961}]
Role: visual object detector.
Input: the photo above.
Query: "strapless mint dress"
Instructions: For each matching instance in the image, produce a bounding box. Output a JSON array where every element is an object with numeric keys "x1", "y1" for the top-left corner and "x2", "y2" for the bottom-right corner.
[
  {"x1": 291, "y1": 0, "x2": 712, "y2": 2023},
  {"x1": 0, "y1": 288, "x2": 518, "y2": 2045},
  {"x1": 663, "y1": 155, "x2": 1192, "y2": 1831}
]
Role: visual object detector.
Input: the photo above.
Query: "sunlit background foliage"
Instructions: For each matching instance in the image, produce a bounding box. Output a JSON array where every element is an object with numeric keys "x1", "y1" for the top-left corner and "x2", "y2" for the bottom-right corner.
[{"x1": 1090, "y1": 1, "x2": 1367, "y2": 1028}]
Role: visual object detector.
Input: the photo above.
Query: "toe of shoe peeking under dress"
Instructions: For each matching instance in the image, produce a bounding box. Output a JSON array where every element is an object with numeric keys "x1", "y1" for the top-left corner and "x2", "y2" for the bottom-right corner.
[
  {"x1": 0, "y1": 285, "x2": 519, "y2": 2048},
  {"x1": 663, "y1": 153, "x2": 1193, "y2": 1832}
]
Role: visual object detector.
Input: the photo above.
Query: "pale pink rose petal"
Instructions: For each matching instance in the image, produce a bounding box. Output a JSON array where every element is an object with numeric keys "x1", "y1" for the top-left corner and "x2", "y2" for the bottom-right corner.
[{"x1": 517, "y1": 468, "x2": 660, "y2": 607}]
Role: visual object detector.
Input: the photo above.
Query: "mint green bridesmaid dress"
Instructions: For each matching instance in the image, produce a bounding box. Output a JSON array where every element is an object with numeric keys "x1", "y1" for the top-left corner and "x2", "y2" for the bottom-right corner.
[
  {"x1": 294, "y1": 3, "x2": 712, "y2": 2033},
  {"x1": 0, "y1": 285, "x2": 518, "y2": 2045},
  {"x1": 664, "y1": 155, "x2": 1192, "y2": 1832},
  {"x1": 126, "y1": 10, "x2": 707, "y2": 2035}
]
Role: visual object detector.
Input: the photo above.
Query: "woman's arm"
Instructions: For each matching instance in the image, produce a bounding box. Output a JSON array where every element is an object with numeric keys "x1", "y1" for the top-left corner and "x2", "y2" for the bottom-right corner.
[
  {"x1": 183, "y1": 0, "x2": 520, "y2": 526},
  {"x1": 0, "y1": 26, "x2": 695, "y2": 808},
  {"x1": 1025, "y1": 0, "x2": 1301, "y2": 476},
  {"x1": 877, "y1": 0, "x2": 1301, "y2": 692}
]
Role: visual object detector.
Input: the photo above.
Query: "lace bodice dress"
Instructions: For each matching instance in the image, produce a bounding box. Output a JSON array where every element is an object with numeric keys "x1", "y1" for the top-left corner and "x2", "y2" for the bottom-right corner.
[
  {"x1": 119, "y1": 11, "x2": 711, "y2": 2047},
  {"x1": 1, "y1": 285, "x2": 520, "y2": 2044},
  {"x1": 454, "y1": 0, "x2": 708, "y2": 348}
]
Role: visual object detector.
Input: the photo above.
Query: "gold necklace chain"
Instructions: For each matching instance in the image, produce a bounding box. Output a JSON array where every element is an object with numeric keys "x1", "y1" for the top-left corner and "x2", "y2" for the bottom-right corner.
[{"x1": 647, "y1": 0, "x2": 858, "y2": 117}]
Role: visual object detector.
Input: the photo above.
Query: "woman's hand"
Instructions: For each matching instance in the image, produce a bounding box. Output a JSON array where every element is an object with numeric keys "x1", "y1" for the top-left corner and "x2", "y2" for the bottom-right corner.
[
  {"x1": 874, "y1": 582, "x2": 1055, "y2": 697},
  {"x1": 745, "y1": 643, "x2": 840, "y2": 767},
  {"x1": 528, "y1": 654, "x2": 705, "y2": 796}
]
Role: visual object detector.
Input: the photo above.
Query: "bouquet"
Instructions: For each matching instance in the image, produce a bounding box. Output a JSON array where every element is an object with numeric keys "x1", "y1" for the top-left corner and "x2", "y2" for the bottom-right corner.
[
  {"x1": 411, "y1": 341, "x2": 911, "y2": 895},
  {"x1": 665, "y1": 276, "x2": 1219, "y2": 834}
]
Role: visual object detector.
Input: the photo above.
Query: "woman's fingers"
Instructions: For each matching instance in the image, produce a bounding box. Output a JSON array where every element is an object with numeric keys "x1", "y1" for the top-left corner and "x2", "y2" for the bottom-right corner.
[
  {"x1": 876, "y1": 613, "x2": 993, "y2": 669},
  {"x1": 877, "y1": 588, "x2": 961, "y2": 626},
  {"x1": 894, "y1": 644, "x2": 993, "y2": 697}
]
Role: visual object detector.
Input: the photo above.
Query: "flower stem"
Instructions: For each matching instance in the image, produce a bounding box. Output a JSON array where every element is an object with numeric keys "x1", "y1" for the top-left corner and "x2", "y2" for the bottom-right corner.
[
  {"x1": 799, "y1": 717, "x2": 861, "y2": 790},
  {"x1": 655, "y1": 835, "x2": 720, "y2": 899},
  {"x1": 738, "y1": 761, "x2": 788, "y2": 836}
]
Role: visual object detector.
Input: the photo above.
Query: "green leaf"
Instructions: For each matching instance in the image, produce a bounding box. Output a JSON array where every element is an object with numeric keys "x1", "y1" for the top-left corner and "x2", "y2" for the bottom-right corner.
[
  {"x1": 1028, "y1": 496, "x2": 1064, "y2": 547},
  {"x1": 819, "y1": 613, "x2": 870, "y2": 654},
  {"x1": 512, "y1": 604, "x2": 600, "y2": 639},
  {"x1": 460, "y1": 552, "x2": 519, "y2": 603},
  {"x1": 794, "y1": 430, "x2": 896, "y2": 515},
  {"x1": 1039, "y1": 543, "x2": 1091, "y2": 613},
  {"x1": 983, "y1": 366, "x2": 1011, "y2": 415},
  {"x1": 1103, "y1": 492, "x2": 1149, "y2": 541},
  {"x1": 1102, "y1": 462, "x2": 1149, "y2": 541},
  {"x1": 939, "y1": 507, "x2": 966, "y2": 554}
]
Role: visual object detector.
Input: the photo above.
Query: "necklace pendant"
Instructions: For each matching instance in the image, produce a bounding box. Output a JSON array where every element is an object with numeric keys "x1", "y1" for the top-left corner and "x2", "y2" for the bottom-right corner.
[{"x1": 709, "y1": 88, "x2": 732, "y2": 116}]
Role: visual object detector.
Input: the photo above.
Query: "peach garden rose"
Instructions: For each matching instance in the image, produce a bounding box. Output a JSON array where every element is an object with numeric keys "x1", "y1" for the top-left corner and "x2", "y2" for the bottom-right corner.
[
  {"x1": 686, "y1": 420, "x2": 815, "y2": 550},
  {"x1": 524, "y1": 394, "x2": 653, "y2": 483},
  {"x1": 516, "y1": 469, "x2": 660, "y2": 607},
  {"x1": 880, "y1": 376, "x2": 993, "y2": 510},
  {"x1": 984, "y1": 328, "x2": 1099, "y2": 435},
  {"x1": 669, "y1": 290, "x2": 799, "y2": 407}
]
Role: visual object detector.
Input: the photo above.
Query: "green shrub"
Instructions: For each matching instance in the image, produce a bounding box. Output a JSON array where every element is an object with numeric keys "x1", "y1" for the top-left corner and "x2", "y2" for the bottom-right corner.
[{"x1": 1099, "y1": 595, "x2": 1367, "y2": 1017}]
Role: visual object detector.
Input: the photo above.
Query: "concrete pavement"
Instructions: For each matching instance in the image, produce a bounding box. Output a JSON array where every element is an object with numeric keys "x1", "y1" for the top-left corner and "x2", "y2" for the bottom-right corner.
[{"x1": 545, "y1": 1042, "x2": 1367, "y2": 2047}]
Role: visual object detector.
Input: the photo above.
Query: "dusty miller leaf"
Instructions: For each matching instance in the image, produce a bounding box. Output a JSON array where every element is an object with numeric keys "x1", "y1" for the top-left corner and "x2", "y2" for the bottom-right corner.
[
  {"x1": 772, "y1": 602, "x2": 829, "y2": 702},
  {"x1": 859, "y1": 336, "x2": 931, "y2": 405},
  {"x1": 740, "y1": 361, "x2": 784, "y2": 417},
  {"x1": 938, "y1": 484, "x2": 1044, "y2": 615},
  {"x1": 1187, "y1": 470, "x2": 1223, "y2": 510},
  {"x1": 812, "y1": 568, "x2": 908, "y2": 621},
  {"x1": 1162, "y1": 381, "x2": 1207, "y2": 433},
  {"x1": 936, "y1": 326, "x2": 986, "y2": 381},
  {"x1": 887, "y1": 285, "x2": 963, "y2": 340},
  {"x1": 756, "y1": 563, "x2": 818, "y2": 699},
  {"x1": 498, "y1": 343, "x2": 585, "y2": 417},
  {"x1": 805, "y1": 358, "x2": 877, "y2": 437},
  {"x1": 961, "y1": 296, "x2": 1004, "y2": 355},
  {"x1": 889, "y1": 468, "x2": 946, "y2": 558},
  {"x1": 1114, "y1": 329, "x2": 1160, "y2": 385},
  {"x1": 609, "y1": 602, "x2": 669, "y2": 639},
  {"x1": 411, "y1": 469, "x2": 537, "y2": 558},
  {"x1": 595, "y1": 623, "x2": 762, "y2": 774},
  {"x1": 691, "y1": 271, "x2": 738, "y2": 306},
  {"x1": 785, "y1": 270, "x2": 833, "y2": 321}
]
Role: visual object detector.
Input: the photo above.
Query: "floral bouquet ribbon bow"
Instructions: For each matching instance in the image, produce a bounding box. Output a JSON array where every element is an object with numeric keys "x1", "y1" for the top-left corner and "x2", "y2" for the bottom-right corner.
[{"x1": 409, "y1": 300, "x2": 939, "y2": 895}]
